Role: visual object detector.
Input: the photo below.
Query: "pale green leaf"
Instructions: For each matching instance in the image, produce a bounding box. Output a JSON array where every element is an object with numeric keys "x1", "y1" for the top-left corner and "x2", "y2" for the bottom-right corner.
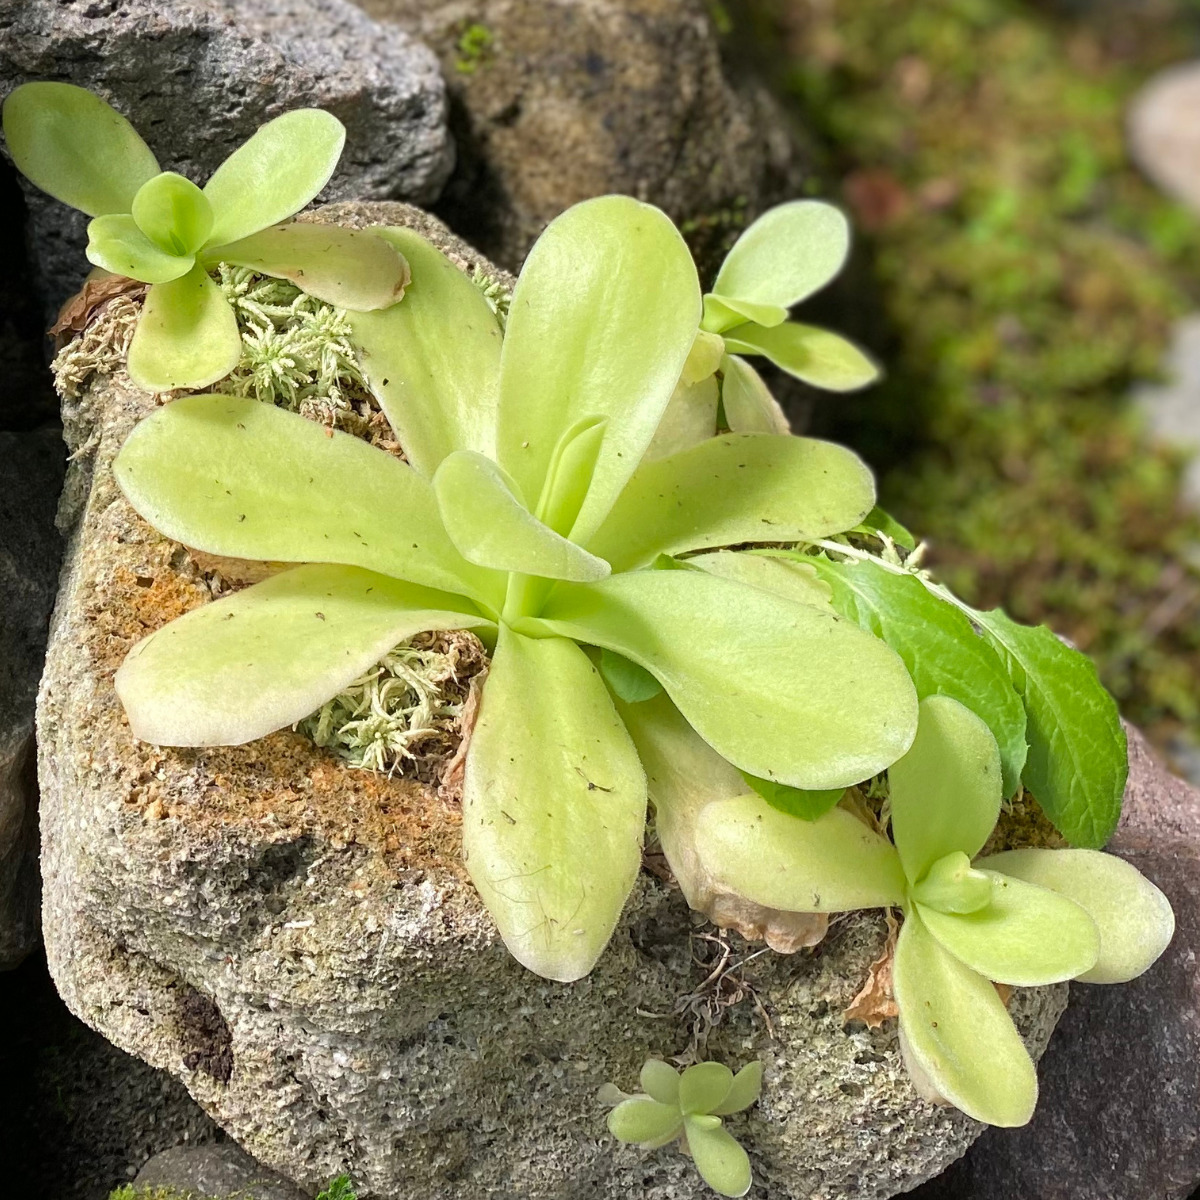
[
  {"x1": 433, "y1": 450, "x2": 610, "y2": 582},
  {"x1": 679, "y1": 1062, "x2": 735, "y2": 1114},
  {"x1": 720, "y1": 354, "x2": 790, "y2": 435},
  {"x1": 115, "y1": 563, "x2": 489, "y2": 746},
  {"x1": 85, "y1": 214, "x2": 194, "y2": 284},
  {"x1": 692, "y1": 551, "x2": 834, "y2": 612},
  {"x1": 534, "y1": 417, "x2": 608, "y2": 537},
  {"x1": 640, "y1": 1059, "x2": 681, "y2": 1105},
  {"x1": 710, "y1": 1061, "x2": 763, "y2": 1116},
  {"x1": 910, "y1": 850, "x2": 994, "y2": 914},
  {"x1": 724, "y1": 323, "x2": 879, "y2": 392},
  {"x1": 972, "y1": 609, "x2": 1126, "y2": 848},
  {"x1": 681, "y1": 329, "x2": 728, "y2": 385},
  {"x1": 889, "y1": 695, "x2": 1002, "y2": 884},
  {"x1": 608, "y1": 1098, "x2": 683, "y2": 1146},
  {"x1": 918, "y1": 871, "x2": 1100, "y2": 985},
  {"x1": 893, "y1": 909, "x2": 1037, "y2": 1127},
  {"x1": 211, "y1": 222, "x2": 410, "y2": 311},
  {"x1": 686, "y1": 1118, "x2": 752, "y2": 1198},
  {"x1": 737, "y1": 771, "x2": 845, "y2": 821},
  {"x1": 713, "y1": 200, "x2": 850, "y2": 308},
  {"x1": 461, "y1": 629, "x2": 647, "y2": 981},
  {"x1": 131, "y1": 172, "x2": 213, "y2": 256},
  {"x1": 979, "y1": 848, "x2": 1175, "y2": 984},
  {"x1": 694, "y1": 793, "x2": 906, "y2": 911},
  {"x1": 645, "y1": 376, "x2": 720, "y2": 462},
  {"x1": 126, "y1": 265, "x2": 242, "y2": 391},
  {"x1": 2, "y1": 81, "x2": 159, "y2": 216},
  {"x1": 114, "y1": 393, "x2": 499, "y2": 606},
  {"x1": 599, "y1": 649, "x2": 662, "y2": 703},
  {"x1": 805, "y1": 557, "x2": 1027, "y2": 796},
  {"x1": 586, "y1": 433, "x2": 875, "y2": 573},
  {"x1": 203, "y1": 109, "x2": 345, "y2": 247},
  {"x1": 496, "y1": 195, "x2": 701, "y2": 543},
  {"x1": 531, "y1": 568, "x2": 918, "y2": 789},
  {"x1": 347, "y1": 227, "x2": 503, "y2": 476},
  {"x1": 701, "y1": 293, "x2": 788, "y2": 335}
]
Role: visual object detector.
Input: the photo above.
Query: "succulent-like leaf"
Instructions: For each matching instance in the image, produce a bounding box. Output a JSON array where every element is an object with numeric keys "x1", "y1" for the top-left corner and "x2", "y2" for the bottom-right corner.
[
  {"x1": 534, "y1": 417, "x2": 608, "y2": 537},
  {"x1": 495, "y1": 195, "x2": 701, "y2": 543},
  {"x1": 702, "y1": 294, "x2": 788, "y2": 334},
  {"x1": 691, "y1": 551, "x2": 834, "y2": 613},
  {"x1": 684, "y1": 1116, "x2": 752, "y2": 1198},
  {"x1": 599, "y1": 649, "x2": 663, "y2": 703},
  {"x1": 85, "y1": 214, "x2": 194, "y2": 284},
  {"x1": 893, "y1": 909, "x2": 1037, "y2": 1127},
  {"x1": 720, "y1": 354, "x2": 790, "y2": 435},
  {"x1": 889, "y1": 696, "x2": 1002, "y2": 885},
  {"x1": 608, "y1": 1098, "x2": 683, "y2": 1146},
  {"x1": 724, "y1": 323, "x2": 879, "y2": 392},
  {"x1": 646, "y1": 376, "x2": 720, "y2": 461},
  {"x1": 203, "y1": 109, "x2": 345, "y2": 247},
  {"x1": 910, "y1": 850, "x2": 994, "y2": 914},
  {"x1": 713, "y1": 200, "x2": 850, "y2": 308},
  {"x1": 532, "y1": 568, "x2": 919, "y2": 789},
  {"x1": 114, "y1": 393, "x2": 500, "y2": 606},
  {"x1": 461, "y1": 629, "x2": 647, "y2": 981},
  {"x1": 737, "y1": 772, "x2": 846, "y2": 822},
  {"x1": 679, "y1": 1062, "x2": 735, "y2": 1114},
  {"x1": 433, "y1": 450, "x2": 610, "y2": 582},
  {"x1": 918, "y1": 871, "x2": 1100, "y2": 986},
  {"x1": 587, "y1": 433, "x2": 875, "y2": 573},
  {"x1": 710, "y1": 1061, "x2": 763, "y2": 1116},
  {"x1": 126, "y1": 265, "x2": 242, "y2": 391},
  {"x1": 131, "y1": 172, "x2": 213, "y2": 256},
  {"x1": 694, "y1": 793, "x2": 907, "y2": 911},
  {"x1": 807, "y1": 556, "x2": 1028, "y2": 796},
  {"x1": 979, "y1": 848, "x2": 1175, "y2": 984},
  {"x1": 640, "y1": 1059, "x2": 681, "y2": 1105},
  {"x1": 348, "y1": 227, "x2": 503, "y2": 476},
  {"x1": 681, "y1": 329, "x2": 728, "y2": 385},
  {"x1": 971, "y1": 609, "x2": 1127, "y2": 849},
  {"x1": 115, "y1": 564, "x2": 490, "y2": 746},
  {"x1": 2, "y1": 81, "x2": 159, "y2": 216},
  {"x1": 212, "y1": 223, "x2": 410, "y2": 311}
]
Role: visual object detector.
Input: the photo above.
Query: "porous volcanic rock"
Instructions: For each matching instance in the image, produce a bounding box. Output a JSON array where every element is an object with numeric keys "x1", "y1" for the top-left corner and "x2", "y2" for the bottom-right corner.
[
  {"x1": 0, "y1": 0, "x2": 454, "y2": 313},
  {"x1": 38, "y1": 202, "x2": 1064, "y2": 1200},
  {"x1": 134, "y1": 1143, "x2": 308, "y2": 1200},
  {"x1": 353, "y1": 0, "x2": 809, "y2": 272}
]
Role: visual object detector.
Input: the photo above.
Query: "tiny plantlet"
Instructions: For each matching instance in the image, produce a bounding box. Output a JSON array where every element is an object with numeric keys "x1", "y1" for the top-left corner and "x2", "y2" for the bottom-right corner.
[
  {"x1": 2, "y1": 82, "x2": 410, "y2": 390},
  {"x1": 606, "y1": 1059, "x2": 763, "y2": 1197}
]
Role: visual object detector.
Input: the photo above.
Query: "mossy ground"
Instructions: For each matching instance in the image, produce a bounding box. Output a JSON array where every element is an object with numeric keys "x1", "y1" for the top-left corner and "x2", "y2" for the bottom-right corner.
[{"x1": 747, "y1": 0, "x2": 1200, "y2": 755}]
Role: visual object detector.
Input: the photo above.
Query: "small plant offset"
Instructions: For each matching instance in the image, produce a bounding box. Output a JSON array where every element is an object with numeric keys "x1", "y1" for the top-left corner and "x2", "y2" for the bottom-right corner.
[
  {"x1": 2, "y1": 82, "x2": 409, "y2": 390},
  {"x1": 606, "y1": 1059, "x2": 763, "y2": 1197}
]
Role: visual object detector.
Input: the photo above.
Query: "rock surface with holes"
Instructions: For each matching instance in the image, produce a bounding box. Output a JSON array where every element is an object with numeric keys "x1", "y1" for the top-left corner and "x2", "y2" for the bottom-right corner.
[
  {"x1": 38, "y1": 201, "x2": 1065, "y2": 1200},
  {"x1": 0, "y1": 0, "x2": 453, "y2": 314}
]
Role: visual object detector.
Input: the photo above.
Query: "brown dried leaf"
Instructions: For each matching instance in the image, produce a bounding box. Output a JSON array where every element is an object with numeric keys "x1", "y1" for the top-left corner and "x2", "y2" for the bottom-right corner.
[
  {"x1": 844, "y1": 909, "x2": 900, "y2": 1027},
  {"x1": 50, "y1": 273, "x2": 147, "y2": 342},
  {"x1": 707, "y1": 893, "x2": 830, "y2": 954},
  {"x1": 437, "y1": 667, "x2": 488, "y2": 804}
]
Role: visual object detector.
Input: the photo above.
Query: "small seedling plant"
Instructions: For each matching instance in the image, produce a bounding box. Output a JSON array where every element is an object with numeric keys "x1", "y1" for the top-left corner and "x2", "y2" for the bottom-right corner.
[
  {"x1": 2, "y1": 82, "x2": 409, "y2": 390},
  {"x1": 109, "y1": 194, "x2": 922, "y2": 982},
  {"x1": 605, "y1": 1059, "x2": 763, "y2": 1197}
]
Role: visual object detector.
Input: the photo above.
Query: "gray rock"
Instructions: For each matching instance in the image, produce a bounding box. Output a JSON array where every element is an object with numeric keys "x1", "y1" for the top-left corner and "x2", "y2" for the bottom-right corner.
[
  {"x1": 37, "y1": 202, "x2": 1064, "y2": 1200},
  {"x1": 0, "y1": 0, "x2": 454, "y2": 313},
  {"x1": 354, "y1": 0, "x2": 809, "y2": 272},
  {"x1": 910, "y1": 724, "x2": 1199, "y2": 1200},
  {"x1": 1129, "y1": 61, "x2": 1200, "y2": 217},
  {"x1": 0, "y1": 426, "x2": 64, "y2": 968},
  {"x1": 135, "y1": 1144, "x2": 309, "y2": 1200}
]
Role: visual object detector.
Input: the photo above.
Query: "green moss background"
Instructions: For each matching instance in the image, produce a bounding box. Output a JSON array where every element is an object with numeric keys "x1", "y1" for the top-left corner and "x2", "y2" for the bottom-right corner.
[{"x1": 747, "y1": 0, "x2": 1200, "y2": 759}]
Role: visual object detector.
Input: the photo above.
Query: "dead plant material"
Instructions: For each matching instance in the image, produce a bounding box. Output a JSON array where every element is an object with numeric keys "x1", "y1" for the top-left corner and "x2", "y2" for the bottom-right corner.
[
  {"x1": 843, "y1": 909, "x2": 900, "y2": 1028},
  {"x1": 437, "y1": 664, "x2": 488, "y2": 804},
  {"x1": 707, "y1": 893, "x2": 829, "y2": 954},
  {"x1": 50, "y1": 274, "x2": 146, "y2": 343}
]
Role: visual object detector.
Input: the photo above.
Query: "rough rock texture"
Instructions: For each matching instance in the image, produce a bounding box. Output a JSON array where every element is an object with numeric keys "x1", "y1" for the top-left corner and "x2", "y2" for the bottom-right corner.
[
  {"x1": 0, "y1": 0, "x2": 454, "y2": 314},
  {"x1": 1129, "y1": 61, "x2": 1200, "y2": 217},
  {"x1": 354, "y1": 0, "x2": 809, "y2": 272},
  {"x1": 911, "y1": 725, "x2": 1199, "y2": 1200},
  {"x1": 135, "y1": 1144, "x2": 308, "y2": 1200},
  {"x1": 0, "y1": 426, "x2": 65, "y2": 967},
  {"x1": 38, "y1": 202, "x2": 1064, "y2": 1200}
]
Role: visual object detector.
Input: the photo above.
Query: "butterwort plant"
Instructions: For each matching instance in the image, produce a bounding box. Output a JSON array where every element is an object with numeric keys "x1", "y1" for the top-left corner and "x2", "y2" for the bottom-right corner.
[
  {"x1": 109, "y1": 195, "x2": 921, "y2": 982},
  {"x1": 688, "y1": 694, "x2": 1174, "y2": 1125},
  {"x1": 2, "y1": 82, "x2": 409, "y2": 390}
]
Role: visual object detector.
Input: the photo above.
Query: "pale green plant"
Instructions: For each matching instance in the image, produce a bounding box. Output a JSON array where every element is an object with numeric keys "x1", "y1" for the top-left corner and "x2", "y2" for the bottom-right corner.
[
  {"x1": 2, "y1": 82, "x2": 409, "y2": 390},
  {"x1": 109, "y1": 195, "x2": 920, "y2": 982},
  {"x1": 605, "y1": 1059, "x2": 763, "y2": 1197}
]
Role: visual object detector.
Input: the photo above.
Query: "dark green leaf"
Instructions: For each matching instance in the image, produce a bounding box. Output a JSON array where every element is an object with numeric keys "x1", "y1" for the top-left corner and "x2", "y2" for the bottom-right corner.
[
  {"x1": 854, "y1": 506, "x2": 917, "y2": 552},
  {"x1": 972, "y1": 609, "x2": 1126, "y2": 848},
  {"x1": 737, "y1": 769, "x2": 845, "y2": 821},
  {"x1": 600, "y1": 648, "x2": 663, "y2": 703}
]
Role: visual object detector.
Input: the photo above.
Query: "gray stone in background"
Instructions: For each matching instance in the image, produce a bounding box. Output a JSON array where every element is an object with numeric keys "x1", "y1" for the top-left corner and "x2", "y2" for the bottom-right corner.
[
  {"x1": 910, "y1": 725, "x2": 1200, "y2": 1200},
  {"x1": 135, "y1": 1144, "x2": 309, "y2": 1200},
  {"x1": 0, "y1": 0, "x2": 455, "y2": 314},
  {"x1": 36, "y1": 201, "x2": 1065, "y2": 1200},
  {"x1": 0, "y1": 426, "x2": 64, "y2": 968},
  {"x1": 1129, "y1": 60, "x2": 1200, "y2": 218},
  {"x1": 354, "y1": 0, "x2": 809, "y2": 272}
]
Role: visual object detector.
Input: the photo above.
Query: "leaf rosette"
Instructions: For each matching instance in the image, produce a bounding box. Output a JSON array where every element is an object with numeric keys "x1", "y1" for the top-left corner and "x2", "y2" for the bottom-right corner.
[
  {"x1": 2, "y1": 82, "x2": 410, "y2": 390},
  {"x1": 109, "y1": 195, "x2": 921, "y2": 982}
]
